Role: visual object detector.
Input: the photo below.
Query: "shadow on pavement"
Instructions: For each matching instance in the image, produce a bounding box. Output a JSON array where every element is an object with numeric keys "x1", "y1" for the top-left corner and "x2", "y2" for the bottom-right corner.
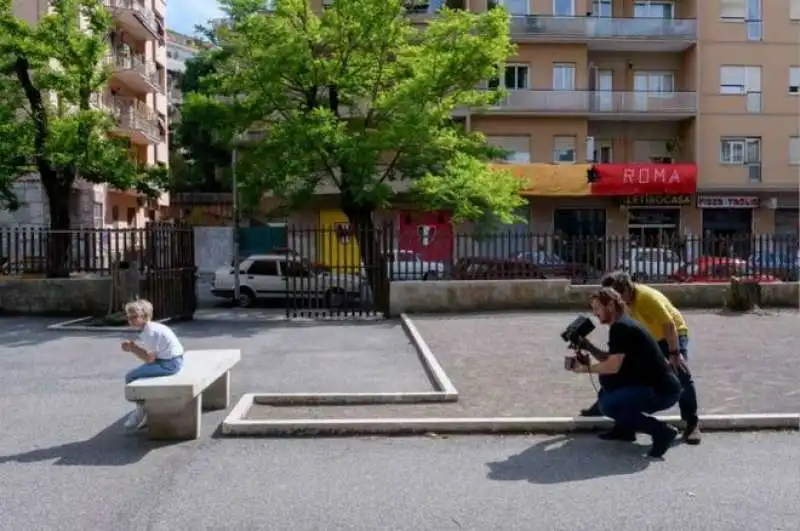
[
  {"x1": 0, "y1": 419, "x2": 183, "y2": 466},
  {"x1": 486, "y1": 435, "x2": 651, "y2": 484}
]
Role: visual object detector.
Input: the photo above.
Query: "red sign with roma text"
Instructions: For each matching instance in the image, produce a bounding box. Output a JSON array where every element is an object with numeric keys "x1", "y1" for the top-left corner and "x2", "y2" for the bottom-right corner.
[
  {"x1": 397, "y1": 210, "x2": 453, "y2": 262},
  {"x1": 590, "y1": 164, "x2": 697, "y2": 196}
]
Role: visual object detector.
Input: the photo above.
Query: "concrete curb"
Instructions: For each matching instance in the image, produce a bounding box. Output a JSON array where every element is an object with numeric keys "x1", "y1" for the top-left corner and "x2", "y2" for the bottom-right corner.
[
  {"x1": 252, "y1": 392, "x2": 454, "y2": 406},
  {"x1": 221, "y1": 412, "x2": 800, "y2": 437},
  {"x1": 47, "y1": 316, "x2": 171, "y2": 332},
  {"x1": 399, "y1": 313, "x2": 458, "y2": 396}
]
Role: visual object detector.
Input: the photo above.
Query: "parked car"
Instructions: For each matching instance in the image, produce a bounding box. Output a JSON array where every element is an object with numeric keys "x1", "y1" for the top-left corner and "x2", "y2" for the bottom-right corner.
[
  {"x1": 385, "y1": 249, "x2": 445, "y2": 281},
  {"x1": 211, "y1": 253, "x2": 363, "y2": 308},
  {"x1": 451, "y1": 257, "x2": 544, "y2": 280},
  {"x1": 617, "y1": 246, "x2": 683, "y2": 281},
  {"x1": 515, "y1": 251, "x2": 601, "y2": 284},
  {"x1": 747, "y1": 251, "x2": 799, "y2": 281},
  {"x1": 668, "y1": 256, "x2": 780, "y2": 284}
]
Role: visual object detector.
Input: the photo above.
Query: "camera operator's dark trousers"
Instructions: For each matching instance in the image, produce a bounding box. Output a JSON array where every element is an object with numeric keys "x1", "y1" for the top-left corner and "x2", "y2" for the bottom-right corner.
[{"x1": 598, "y1": 386, "x2": 680, "y2": 438}]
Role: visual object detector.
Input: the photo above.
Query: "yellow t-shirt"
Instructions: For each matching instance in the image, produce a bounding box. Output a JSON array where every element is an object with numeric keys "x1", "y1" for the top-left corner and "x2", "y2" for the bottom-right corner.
[{"x1": 628, "y1": 283, "x2": 689, "y2": 341}]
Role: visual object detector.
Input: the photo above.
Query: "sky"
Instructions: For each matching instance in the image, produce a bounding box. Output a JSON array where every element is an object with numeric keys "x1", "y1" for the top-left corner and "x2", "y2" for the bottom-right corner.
[{"x1": 167, "y1": 0, "x2": 223, "y2": 36}]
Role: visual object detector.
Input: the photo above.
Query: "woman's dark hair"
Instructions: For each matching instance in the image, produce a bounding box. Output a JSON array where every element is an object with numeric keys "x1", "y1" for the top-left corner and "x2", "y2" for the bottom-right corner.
[
  {"x1": 600, "y1": 270, "x2": 634, "y2": 295},
  {"x1": 589, "y1": 286, "x2": 627, "y2": 314}
]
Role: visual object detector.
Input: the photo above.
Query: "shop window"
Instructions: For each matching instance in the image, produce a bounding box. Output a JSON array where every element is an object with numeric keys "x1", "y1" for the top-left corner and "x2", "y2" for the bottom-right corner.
[{"x1": 628, "y1": 208, "x2": 680, "y2": 249}]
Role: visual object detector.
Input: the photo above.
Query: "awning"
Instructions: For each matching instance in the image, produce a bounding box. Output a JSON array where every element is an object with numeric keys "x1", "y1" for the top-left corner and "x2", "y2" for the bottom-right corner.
[
  {"x1": 492, "y1": 163, "x2": 592, "y2": 196},
  {"x1": 590, "y1": 163, "x2": 697, "y2": 196}
]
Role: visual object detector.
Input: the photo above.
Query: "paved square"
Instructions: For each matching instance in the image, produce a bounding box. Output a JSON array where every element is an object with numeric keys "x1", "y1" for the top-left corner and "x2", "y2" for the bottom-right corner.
[{"x1": 248, "y1": 310, "x2": 800, "y2": 420}]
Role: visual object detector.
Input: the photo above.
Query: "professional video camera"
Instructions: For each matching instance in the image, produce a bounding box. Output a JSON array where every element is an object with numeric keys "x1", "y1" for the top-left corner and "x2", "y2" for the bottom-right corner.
[{"x1": 561, "y1": 315, "x2": 595, "y2": 370}]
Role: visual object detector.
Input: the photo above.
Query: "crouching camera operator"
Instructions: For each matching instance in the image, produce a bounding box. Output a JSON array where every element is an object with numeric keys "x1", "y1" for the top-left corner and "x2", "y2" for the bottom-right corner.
[{"x1": 565, "y1": 287, "x2": 682, "y2": 458}]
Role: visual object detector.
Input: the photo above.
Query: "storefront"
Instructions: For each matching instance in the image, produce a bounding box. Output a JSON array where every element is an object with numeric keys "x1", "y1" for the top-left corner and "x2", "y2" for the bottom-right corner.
[
  {"x1": 698, "y1": 195, "x2": 758, "y2": 258},
  {"x1": 622, "y1": 194, "x2": 692, "y2": 247}
]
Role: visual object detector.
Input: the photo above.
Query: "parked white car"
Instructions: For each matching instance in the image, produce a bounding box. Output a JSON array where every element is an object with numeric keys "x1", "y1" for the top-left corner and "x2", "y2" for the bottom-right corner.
[
  {"x1": 211, "y1": 254, "x2": 363, "y2": 308},
  {"x1": 386, "y1": 249, "x2": 446, "y2": 281},
  {"x1": 617, "y1": 247, "x2": 684, "y2": 281}
]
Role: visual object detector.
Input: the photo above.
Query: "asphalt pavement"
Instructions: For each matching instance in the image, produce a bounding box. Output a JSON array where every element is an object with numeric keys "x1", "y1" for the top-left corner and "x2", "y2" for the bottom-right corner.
[{"x1": 1, "y1": 432, "x2": 797, "y2": 530}]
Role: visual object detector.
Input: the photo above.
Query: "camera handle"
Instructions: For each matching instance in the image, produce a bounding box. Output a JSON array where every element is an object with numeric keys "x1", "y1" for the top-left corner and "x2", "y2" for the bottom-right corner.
[{"x1": 571, "y1": 347, "x2": 599, "y2": 394}]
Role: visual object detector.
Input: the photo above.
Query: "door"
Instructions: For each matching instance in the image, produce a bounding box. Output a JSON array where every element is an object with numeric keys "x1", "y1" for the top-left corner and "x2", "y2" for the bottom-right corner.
[
  {"x1": 595, "y1": 69, "x2": 613, "y2": 111},
  {"x1": 318, "y1": 210, "x2": 361, "y2": 272},
  {"x1": 593, "y1": 139, "x2": 613, "y2": 163},
  {"x1": 245, "y1": 258, "x2": 282, "y2": 297}
]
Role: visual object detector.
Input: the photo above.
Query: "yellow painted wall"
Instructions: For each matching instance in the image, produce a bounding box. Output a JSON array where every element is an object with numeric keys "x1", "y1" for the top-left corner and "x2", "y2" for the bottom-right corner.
[{"x1": 318, "y1": 210, "x2": 361, "y2": 270}]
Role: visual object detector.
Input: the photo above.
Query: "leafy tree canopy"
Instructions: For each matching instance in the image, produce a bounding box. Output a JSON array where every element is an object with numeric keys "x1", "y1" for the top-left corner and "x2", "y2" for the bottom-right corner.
[
  {"x1": 0, "y1": 0, "x2": 168, "y2": 228},
  {"x1": 186, "y1": 0, "x2": 526, "y2": 225}
]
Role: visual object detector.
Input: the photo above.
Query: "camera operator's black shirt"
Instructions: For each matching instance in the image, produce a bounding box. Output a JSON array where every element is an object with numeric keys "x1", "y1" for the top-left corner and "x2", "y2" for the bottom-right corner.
[{"x1": 606, "y1": 315, "x2": 681, "y2": 395}]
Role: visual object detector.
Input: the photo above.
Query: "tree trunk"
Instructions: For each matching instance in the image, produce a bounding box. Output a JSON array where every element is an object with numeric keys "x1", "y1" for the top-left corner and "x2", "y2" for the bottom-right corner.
[
  {"x1": 725, "y1": 277, "x2": 761, "y2": 312},
  {"x1": 43, "y1": 177, "x2": 72, "y2": 279},
  {"x1": 342, "y1": 201, "x2": 391, "y2": 316}
]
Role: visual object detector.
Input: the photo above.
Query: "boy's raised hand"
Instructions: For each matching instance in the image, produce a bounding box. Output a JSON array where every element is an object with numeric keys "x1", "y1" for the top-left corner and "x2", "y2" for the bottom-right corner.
[{"x1": 121, "y1": 340, "x2": 134, "y2": 352}]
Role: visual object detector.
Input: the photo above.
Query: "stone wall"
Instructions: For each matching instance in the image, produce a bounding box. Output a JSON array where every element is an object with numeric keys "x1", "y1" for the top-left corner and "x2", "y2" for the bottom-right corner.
[
  {"x1": 0, "y1": 277, "x2": 111, "y2": 316},
  {"x1": 390, "y1": 280, "x2": 800, "y2": 315}
]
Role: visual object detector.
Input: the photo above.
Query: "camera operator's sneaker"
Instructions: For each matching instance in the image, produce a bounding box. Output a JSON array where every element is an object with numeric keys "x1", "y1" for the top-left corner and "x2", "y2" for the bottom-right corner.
[
  {"x1": 579, "y1": 402, "x2": 602, "y2": 417},
  {"x1": 683, "y1": 420, "x2": 702, "y2": 445},
  {"x1": 648, "y1": 426, "x2": 678, "y2": 458}
]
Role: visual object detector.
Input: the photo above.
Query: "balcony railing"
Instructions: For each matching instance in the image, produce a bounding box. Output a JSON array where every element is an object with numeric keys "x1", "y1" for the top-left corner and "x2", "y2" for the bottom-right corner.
[
  {"x1": 480, "y1": 90, "x2": 696, "y2": 115},
  {"x1": 95, "y1": 94, "x2": 159, "y2": 141},
  {"x1": 107, "y1": 51, "x2": 161, "y2": 90},
  {"x1": 509, "y1": 15, "x2": 696, "y2": 40},
  {"x1": 104, "y1": 0, "x2": 159, "y2": 37}
]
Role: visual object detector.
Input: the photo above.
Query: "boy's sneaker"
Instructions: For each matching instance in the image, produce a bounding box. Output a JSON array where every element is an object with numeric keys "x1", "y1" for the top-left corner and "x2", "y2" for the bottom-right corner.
[
  {"x1": 123, "y1": 406, "x2": 147, "y2": 430},
  {"x1": 648, "y1": 426, "x2": 678, "y2": 458}
]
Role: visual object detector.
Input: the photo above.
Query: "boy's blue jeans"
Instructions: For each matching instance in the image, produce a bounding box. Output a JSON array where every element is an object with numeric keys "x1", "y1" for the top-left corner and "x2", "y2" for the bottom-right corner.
[
  {"x1": 125, "y1": 357, "x2": 184, "y2": 400},
  {"x1": 658, "y1": 335, "x2": 699, "y2": 424},
  {"x1": 599, "y1": 386, "x2": 680, "y2": 437}
]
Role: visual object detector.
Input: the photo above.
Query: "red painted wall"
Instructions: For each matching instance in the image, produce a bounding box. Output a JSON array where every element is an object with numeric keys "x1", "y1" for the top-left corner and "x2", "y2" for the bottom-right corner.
[{"x1": 397, "y1": 210, "x2": 453, "y2": 262}]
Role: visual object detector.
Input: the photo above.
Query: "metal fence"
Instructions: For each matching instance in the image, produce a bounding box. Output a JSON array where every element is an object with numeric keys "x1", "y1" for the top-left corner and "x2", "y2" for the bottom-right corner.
[
  {"x1": 0, "y1": 224, "x2": 197, "y2": 321},
  {"x1": 282, "y1": 229, "x2": 799, "y2": 286}
]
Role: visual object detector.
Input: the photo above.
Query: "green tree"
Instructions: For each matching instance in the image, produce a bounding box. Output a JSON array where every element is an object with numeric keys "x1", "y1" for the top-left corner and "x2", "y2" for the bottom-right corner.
[
  {"x1": 0, "y1": 0, "x2": 168, "y2": 276},
  {"x1": 170, "y1": 50, "x2": 234, "y2": 193},
  {"x1": 188, "y1": 0, "x2": 525, "y2": 310}
]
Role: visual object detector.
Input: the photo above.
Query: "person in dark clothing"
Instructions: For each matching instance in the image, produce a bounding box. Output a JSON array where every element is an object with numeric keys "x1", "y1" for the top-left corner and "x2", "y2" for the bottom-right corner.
[{"x1": 568, "y1": 287, "x2": 682, "y2": 458}]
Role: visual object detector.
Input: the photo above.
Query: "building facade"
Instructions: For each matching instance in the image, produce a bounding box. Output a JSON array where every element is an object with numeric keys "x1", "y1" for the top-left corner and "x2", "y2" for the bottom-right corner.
[
  {"x1": 8, "y1": 0, "x2": 169, "y2": 228},
  {"x1": 166, "y1": 29, "x2": 205, "y2": 113}
]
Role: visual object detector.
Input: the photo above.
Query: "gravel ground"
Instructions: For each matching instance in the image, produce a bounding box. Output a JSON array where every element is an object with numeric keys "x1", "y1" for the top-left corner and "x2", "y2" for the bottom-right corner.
[{"x1": 249, "y1": 310, "x2": 800, "y2": 420}]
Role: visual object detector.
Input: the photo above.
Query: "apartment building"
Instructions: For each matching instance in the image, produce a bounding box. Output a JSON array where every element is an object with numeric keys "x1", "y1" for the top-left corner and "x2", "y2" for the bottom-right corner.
[
  {"x1": 166, "y1": 30, "x2": 205, "y2": 113},
  {"x1": 452, "y1": 0, "x2": 799, "y2": 250},
  {"x1": 7, "y1": 0, "x2": 169, "y2": 228}
]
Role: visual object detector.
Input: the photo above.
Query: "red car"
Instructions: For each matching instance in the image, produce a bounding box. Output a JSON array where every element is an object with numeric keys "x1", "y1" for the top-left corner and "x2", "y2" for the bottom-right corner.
[{"x1": 669, "y1": 256, "x2": 780, "y2": 283}]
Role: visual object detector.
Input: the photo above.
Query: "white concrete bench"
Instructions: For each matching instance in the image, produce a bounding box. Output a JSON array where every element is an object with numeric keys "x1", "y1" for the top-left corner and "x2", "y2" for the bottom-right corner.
[{"x1": 125, "y1": 349, "x2": 241, "y2": 440}]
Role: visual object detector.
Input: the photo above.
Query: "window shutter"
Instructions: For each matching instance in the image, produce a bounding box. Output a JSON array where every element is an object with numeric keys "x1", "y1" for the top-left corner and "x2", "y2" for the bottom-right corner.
[
  {"x1": 790, "y1": 137, "x2": 800, "y2": 164},
  {"x1": 719, "y1": 0, "x2": 746, "y2": 19}
]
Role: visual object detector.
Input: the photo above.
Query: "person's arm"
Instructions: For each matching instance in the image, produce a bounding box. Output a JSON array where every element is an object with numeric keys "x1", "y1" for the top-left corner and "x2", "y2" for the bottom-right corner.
[
  {"x1": 646, "y1": 301, "x2": 680, "y2": 354},
  {"x1": 573, "y1": 354, "x2": 624, "y2": 375},
  {"x1": 127, "y1": 342, "x2": 156, "y2": 364},
  {"x1": 577, "y1": 339, "x2": 609, "y2": 361}
]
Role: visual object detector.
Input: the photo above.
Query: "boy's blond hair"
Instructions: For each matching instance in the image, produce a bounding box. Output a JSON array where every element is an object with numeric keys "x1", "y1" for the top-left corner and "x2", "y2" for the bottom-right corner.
[{"x1": 124, "y1": 299, "x2": 153, "y2": 321}]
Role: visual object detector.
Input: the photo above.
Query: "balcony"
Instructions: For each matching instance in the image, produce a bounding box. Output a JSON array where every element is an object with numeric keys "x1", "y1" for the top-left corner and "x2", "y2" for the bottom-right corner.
[
  {"x1": 509, "y1": 16, "x2": 696, "y2": 51},
  {"x1": 104, "y1": 0, "x2": 159, "y2": 41},
  {"x1": 96, "y1": 95, "x2": 159, "y2": 145},
  {"x1": 107, "y1": 51, "x2": 162, "y2": 94},
  {"x1": 461, "y1": 90, "x2": 696, "y2": 120}
]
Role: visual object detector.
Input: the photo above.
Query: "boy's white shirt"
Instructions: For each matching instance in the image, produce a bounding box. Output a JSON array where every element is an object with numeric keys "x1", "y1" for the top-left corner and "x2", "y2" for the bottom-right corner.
[{"x1": 138, "y1": 321, "x2": 184, "y2": 360}]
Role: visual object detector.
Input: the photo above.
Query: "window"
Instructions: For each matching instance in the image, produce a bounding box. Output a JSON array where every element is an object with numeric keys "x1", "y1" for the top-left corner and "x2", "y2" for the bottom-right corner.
[
  {"x1": 790, "y1": 67, "x2": 800, "y2": 94},
  {"x1": 92, "y1": 201, "x2": 103, "y2": 227},
  {"x1": 720, "y1": 66, "x2": 756, "y2": 94},
  {"x1": 719, "y1": 0, "x2": 745, "y2": 19},
  {"x1": 633, "y1": 71, "x2": 674, "y2": 93},
  {"x1": 553, "y1": 136, "x2": 577, "y2": 163},
  {"x1": 553, "y1": 63, "x2": 575, "y2": 90},
  {"x1": 633, "y1": 1, "x2": 674, "y2": 18},
  {"x1": 497, "y1": 0, "x2": 529, "y2": 14},
  {"x1": 792, "y1": 0, "x2": 800, "y2": 20},
  {"x1": 247, "y1": 259, "x2": 279, "y2": 276},
  {"x1": 591, "y1": 0, "x2": 612, "y2": 17},
  {"x1": 487, "y1": 135, "x2": 531, "y2": 163},
  {"x1": 488, "y1": 64, "x2": 529, "y2": 90},
  {"x1": 790, "y1": 137, "x2": 800, "y2": 164},
  {"x1": 720, "y1": 137, "x2": 761, "y2": 164},
  {"x1": 553, "y1": 0, "x2": 575, "y2": 15},
  {"x1": 111, "y1": 205, "x2": 119, "y2": 222},
  {"x1": 126, "y1": 207, "x2": 136, "y2": 224}
]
